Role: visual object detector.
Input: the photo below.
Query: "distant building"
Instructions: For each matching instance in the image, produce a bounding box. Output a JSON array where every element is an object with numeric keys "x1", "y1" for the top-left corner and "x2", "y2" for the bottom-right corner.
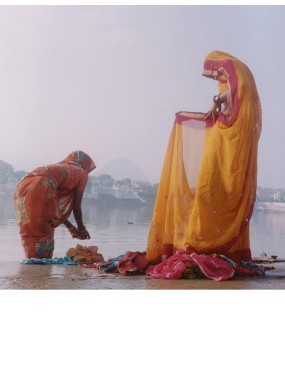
[
  {"x1": 84, "y1": 177, "x2": 145, "y2": 202},
  {"x1": 256, "y1": 187, "x2": 285, "y2": 202},
  {"x1": 273, "y1": 191, "x2": 284, "y2": 201}
]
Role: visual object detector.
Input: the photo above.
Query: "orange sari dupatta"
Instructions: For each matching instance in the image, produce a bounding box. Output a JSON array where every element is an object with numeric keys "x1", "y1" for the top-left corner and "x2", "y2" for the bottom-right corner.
[{"x1": 146, "y1": 51, "x2": 262, "y2": 264}]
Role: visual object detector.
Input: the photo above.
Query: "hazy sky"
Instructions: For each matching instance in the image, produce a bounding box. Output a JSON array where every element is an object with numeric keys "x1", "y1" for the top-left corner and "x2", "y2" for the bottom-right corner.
[{"x1": 1, "y1": 5, "x2": 285, "y2": 187}]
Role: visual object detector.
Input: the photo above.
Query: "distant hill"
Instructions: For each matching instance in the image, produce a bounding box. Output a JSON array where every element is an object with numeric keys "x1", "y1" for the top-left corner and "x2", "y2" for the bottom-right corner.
[{"x1": 95, "y1": 157, "x2": 149, "y2": 182}]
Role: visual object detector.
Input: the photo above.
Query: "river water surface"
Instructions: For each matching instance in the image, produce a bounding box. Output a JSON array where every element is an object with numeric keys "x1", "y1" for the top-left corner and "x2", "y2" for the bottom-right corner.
[{"x1": 1, "y1": 195, "x2": 285, "y2": 262}]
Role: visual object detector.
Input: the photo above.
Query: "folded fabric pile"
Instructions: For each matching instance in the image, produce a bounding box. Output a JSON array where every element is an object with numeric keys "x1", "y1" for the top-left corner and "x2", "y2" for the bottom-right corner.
[
  {"x1": 146, "y1": 252, "x2": 274, "y2": 281},
  {"x1": 79, "y1": 250, "x2": 273, "y2": 281},
  {"x1": 81, "y1": 251, "x2": 149, "y2": 275},
  {"x1": 66, "y1": 244, "x2": 104, "y2": 264}
]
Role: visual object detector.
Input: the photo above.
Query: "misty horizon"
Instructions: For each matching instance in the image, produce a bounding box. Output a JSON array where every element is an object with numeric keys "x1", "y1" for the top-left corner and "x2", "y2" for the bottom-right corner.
[{"x1": 1, "y1": 6, "x2": 285, "y2": 187}]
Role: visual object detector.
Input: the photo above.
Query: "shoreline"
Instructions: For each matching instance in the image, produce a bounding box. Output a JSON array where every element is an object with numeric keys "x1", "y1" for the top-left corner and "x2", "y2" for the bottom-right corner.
[{"x1": 1, "y1": 260, "x2": 285, "y2": 290}]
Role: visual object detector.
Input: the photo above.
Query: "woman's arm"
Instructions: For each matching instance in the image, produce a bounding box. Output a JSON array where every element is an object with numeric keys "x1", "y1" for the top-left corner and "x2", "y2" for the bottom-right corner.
[
  {"x1": 64, "y1": 219, "x2": 82, "y2": 239},
  {"x1": 204, "y1": 90, "x2": 229, "y2": 121},
  {"x1": 72, "y1": 189, "x2": 90, "y2": 239}
]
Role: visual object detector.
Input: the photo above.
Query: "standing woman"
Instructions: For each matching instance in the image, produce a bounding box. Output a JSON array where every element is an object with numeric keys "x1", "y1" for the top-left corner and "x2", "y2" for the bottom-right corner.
[
  {"x1": 146, "y1": 51, "x2": 262, "y2": 264},
  {"x1": 14, "y1": 150, "x2": 96, "y2": 259}
]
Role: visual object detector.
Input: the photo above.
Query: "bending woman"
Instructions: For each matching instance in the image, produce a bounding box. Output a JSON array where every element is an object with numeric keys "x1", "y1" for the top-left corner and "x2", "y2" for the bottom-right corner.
[
  {"x1": 146, "y1": 51, "x2": 262, "y2": 264},
  {"x1": 14, "y1": 151, "x2": 96, "y2": 259}
]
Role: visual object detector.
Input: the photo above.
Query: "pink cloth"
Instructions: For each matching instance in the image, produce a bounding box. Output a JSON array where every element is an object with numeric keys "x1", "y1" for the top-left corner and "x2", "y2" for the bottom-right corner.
[
  {"x1": 190, "y1": 253, "x2": 235, "y2": 281},
  {"x1": 146, "y1": 253, "x2": 196, "y2": 279},
  {"x1": 146, "y1": 252, "x2": 235, "y2": 281}
]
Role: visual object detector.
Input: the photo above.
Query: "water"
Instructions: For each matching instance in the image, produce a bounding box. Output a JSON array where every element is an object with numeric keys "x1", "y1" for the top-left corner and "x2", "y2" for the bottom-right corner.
[
  {"x1": 1, "y1": 195, "x2": 285, "y2": 262},
  {"x1": 0, "y1": 196, "x2": 153, "y2": 262}
]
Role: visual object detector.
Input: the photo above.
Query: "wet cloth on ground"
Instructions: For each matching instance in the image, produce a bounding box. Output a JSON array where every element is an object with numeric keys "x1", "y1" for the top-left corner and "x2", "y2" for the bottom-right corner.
[
  {"x1": 22, "y1": 249, "x2": 274, "y2": 280},
  {"x1": 22, "y1": 256, "x2": 77, "y2": 265},
  {"x1": 146, "y1": 253, "x2": 273, "y2": 280},
  {"x1": 22, "y1": 244, "x2": 105, "y2": 265},
  {"x1": 145, "y1": 252, "x2": 235, "y2": 281},
  {"x1": 81, "y1": 251, "x2": 148, "y2": 275},
  {"x1": 80, "y1": 255, "x2": 125, "y2": 272},
  {"x1": 81, "y1": 251, "x2": 274, "y2": 281}
]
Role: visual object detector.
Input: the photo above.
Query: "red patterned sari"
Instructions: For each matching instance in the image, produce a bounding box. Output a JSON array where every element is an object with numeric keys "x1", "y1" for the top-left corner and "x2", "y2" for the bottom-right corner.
[{"x1": 14, "y1": 151, "x2": 95, "y2": 259}]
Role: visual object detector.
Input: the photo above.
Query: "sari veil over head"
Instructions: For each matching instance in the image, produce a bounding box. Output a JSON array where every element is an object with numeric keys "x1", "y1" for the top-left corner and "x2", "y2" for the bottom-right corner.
[
  {"x1": 146, "y1": 51, "x2": 262, "y2": 263},
  {"x1": 61, "y1": 150, "x2": 96, "y2": 173}
]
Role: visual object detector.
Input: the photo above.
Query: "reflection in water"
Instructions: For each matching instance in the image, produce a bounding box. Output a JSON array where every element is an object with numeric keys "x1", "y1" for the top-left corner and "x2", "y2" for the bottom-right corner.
[
  {"x1": 13, "y1": 265, "x2": 55, "y2": 290},
  {"x1": 251, "y1": 210, "x2": 285, "y2": 257},
  {"x1": 1, "y1": 195, "x2": 285, "y2": 262},
  {"x1": 82, "y1": 199, "x2": 154, "y2": 226}
]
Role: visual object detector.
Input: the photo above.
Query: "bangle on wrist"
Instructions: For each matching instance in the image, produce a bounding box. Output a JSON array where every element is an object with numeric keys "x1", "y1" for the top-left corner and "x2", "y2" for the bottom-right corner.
[{"x1": 213, "y1": 94, "x2": 222, "y2": 104}]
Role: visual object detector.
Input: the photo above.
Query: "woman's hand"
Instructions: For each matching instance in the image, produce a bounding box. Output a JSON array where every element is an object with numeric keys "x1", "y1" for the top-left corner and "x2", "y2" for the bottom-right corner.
[
  {"x1": 204, "y1": 91, "x2": 229, "y2": 121},
  {"x1": 63, "y1": 220, "x2": 90, "y2": 239},
  {"x1": 204, "y1": 101, "x2": 220, "y2": 122},
  {"x1": 68, "y1": 226, "x2": 80, "y2": 239},
  {"x1": 204, "y1": 91, "x2": 229, "y2": 122},
  {"x1": 77, "y1": 228, "x2": 91, "y2": 240},
  {"x1": 64, "y1": 220, "x2": 80, "y2": 239}
]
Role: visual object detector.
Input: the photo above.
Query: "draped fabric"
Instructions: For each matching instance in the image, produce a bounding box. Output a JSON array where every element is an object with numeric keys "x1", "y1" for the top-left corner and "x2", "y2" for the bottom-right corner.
[
  {"x1": 146, "y1": 51, "x2": 262, "y2": 264},
  {"x1": 61, "y1": 151, "x2": 96, "y2": 174},
  {"x1": 14, "y1": 151, "x2": 95, "y2": 258}
]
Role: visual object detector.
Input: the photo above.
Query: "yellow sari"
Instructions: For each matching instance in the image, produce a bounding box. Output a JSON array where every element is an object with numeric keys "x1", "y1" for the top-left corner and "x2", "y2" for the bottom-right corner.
[{"x1": 146, "y1": 51, "x2": 262, "y2": 263}]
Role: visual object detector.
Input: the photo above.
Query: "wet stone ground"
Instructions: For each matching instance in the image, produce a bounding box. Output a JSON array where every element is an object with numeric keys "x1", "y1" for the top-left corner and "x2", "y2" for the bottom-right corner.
[{"x1": 1, "y1": 261, "x2": 285, "y2": 290}]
